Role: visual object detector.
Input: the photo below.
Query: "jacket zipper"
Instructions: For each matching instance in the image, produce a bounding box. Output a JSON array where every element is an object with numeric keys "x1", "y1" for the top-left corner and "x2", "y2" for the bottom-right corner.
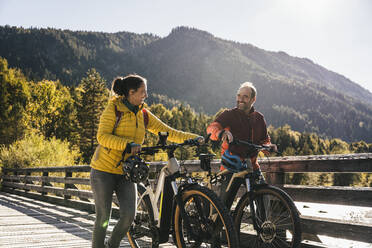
[{"x1": 136, "y1": 113, "x2": 138, "y2": 128}]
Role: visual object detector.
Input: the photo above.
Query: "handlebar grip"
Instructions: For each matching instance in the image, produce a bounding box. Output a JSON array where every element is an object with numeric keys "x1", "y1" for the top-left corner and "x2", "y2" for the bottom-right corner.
[
  {"x1": 205, "y1": 133, "x2": 211, "y2": 143},
  {"x1": 124, "y1": 143, "x2": 132, "y2": 154},
  {"x1": 184, "y1": 139, "x2": 197, "y2": 146}
]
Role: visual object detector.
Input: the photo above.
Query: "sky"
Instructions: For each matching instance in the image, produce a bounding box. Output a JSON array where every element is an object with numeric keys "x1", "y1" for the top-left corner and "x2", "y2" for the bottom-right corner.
[{"x1": 0, "y1": 0, "x2": 371, "y2": 93}]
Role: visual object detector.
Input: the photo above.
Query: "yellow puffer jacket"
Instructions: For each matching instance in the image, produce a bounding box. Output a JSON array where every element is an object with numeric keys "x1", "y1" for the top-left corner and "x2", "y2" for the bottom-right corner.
[{"x1": 91, "y1": 96, "x2": 198, "y2": 174}]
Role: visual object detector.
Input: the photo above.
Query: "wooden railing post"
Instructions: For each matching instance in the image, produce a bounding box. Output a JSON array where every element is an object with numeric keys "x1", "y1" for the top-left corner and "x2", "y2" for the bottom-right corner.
[
  {"x1": 1, "y1": 168, "x2": 8, "y2": 189},
  {"x1": 41, "y1": 171, "x2": 49, "y2": 195},
  {"x1": 24, "y1": 172, "x2": 31, "y2": 192},
  {"x1": 64, "y1": 171, "x2": 73, "y2": 200},
  {"x1": 265, "y1": 171, "x2": 285, "y2": 186}
]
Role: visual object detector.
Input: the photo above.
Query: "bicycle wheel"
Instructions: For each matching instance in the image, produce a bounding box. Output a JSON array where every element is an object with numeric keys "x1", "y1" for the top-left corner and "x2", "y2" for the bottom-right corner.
[
  {"x1": 234, "y1": 185, "x2": 302, "y2": 248},
  {"x1": 173, "y1": 184, "x2": 239, "y2": 248},
  {"x1": 127, "y1": 184, "x2": 159, "y2": 248}
]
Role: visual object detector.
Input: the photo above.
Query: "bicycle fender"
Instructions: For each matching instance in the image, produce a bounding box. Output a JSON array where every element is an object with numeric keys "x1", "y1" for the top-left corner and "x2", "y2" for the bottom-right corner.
[
  {"x1": 177, "y1": 181, "x2": 199, "y2": 194},
  {"x1": 172, "y1": 183, "x2": 199, "y2": 242}
]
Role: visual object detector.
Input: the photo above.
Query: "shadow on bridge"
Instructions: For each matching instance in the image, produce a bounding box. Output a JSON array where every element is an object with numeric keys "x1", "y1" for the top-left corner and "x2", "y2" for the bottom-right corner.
[{"x1": 0, "y1": 192, "x2": 157, "y2": 247}]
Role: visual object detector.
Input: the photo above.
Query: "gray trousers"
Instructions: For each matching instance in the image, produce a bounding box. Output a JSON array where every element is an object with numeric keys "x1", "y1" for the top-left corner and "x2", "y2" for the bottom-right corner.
[{"x1": 90, "y1": 168, "x2": 137, "y2": 248}]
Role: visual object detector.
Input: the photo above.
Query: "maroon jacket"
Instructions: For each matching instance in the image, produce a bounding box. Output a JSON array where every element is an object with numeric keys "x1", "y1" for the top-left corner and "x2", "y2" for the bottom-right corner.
[{"x1": 207, "y1": 107, "x2": 270, "y2": 170}]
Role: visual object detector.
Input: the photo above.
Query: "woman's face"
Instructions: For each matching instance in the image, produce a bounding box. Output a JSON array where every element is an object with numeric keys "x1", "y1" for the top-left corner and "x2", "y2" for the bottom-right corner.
[{"x1": 128, "y1": 82, "x2": 148, "y2": 106}]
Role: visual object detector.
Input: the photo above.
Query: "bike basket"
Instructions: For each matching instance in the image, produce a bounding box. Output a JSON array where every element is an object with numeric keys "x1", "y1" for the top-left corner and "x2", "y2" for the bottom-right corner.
[{"x1": 122, "y1": 155, "x2": 149, "y2": 183}]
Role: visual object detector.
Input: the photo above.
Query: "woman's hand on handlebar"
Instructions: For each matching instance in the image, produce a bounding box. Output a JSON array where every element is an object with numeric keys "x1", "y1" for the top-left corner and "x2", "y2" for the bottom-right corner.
[
  {"x1": 127, "y1": 142, "x2": 142, "y2": 155},
  {"x1": 194, "y1": 136, "x2": 205, "y2": 145}
]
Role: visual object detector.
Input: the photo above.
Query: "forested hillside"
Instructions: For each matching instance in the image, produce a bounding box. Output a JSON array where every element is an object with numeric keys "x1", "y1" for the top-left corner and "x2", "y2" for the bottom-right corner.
[
  {"x1": 1, "y1": 25, "x2": 372, "y2": 142},
  {"x1": 0, "y1": 25, "x2": 159, "y2": 85},
  {"x1": 1, "y1": 58, "x2": 371, "y2": 186}
]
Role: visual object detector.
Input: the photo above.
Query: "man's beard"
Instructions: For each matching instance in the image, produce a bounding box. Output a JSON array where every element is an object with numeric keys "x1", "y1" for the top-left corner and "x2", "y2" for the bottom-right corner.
[{"x1": 237, "y1": 101, "x2": 250, "y2": 111}]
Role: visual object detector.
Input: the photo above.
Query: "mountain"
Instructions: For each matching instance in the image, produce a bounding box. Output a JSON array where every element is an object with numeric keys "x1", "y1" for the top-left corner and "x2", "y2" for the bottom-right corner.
[
  {"x1": 1, "y1": 25, "x2": 372, "y2": 142},
  {"x1": 0, "y1": 25, "x2": 159, "y2": 85}
]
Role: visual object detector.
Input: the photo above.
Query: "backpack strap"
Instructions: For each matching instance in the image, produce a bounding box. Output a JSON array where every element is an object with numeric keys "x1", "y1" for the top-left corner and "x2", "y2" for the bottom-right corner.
[
  {"x1": 142, "y1": 108, "x2": 149, "y2": 129},
  {"x1": 115, "y1": 105, "x2": 149, "y2": 131},
  {"x1": 114, "y1": 105, "x2": 123, "y2": 133}
]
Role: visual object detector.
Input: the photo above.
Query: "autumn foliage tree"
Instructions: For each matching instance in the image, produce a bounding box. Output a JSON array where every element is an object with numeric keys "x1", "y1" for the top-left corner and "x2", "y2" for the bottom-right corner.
[{"x1": 0, "y1": 57, "x2": 30, "y2": 145}]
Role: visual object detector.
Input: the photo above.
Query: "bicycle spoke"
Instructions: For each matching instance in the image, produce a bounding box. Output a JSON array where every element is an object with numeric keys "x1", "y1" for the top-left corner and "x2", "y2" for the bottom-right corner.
[
  {"x1": 236, "y1": 187, "x2": 301, "y2": 248},
  {"x1": 175, "y1": 187, "x2": 238, "y2": 248},
  {"x1": 272, "y1": 235, "x2": 291, "y2": 248}
]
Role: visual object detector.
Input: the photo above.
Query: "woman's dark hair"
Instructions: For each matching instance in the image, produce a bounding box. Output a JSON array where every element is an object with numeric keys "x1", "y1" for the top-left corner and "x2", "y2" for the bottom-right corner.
[{"x1": 112, "y1": 74, "x2": 147, "y2": 97}]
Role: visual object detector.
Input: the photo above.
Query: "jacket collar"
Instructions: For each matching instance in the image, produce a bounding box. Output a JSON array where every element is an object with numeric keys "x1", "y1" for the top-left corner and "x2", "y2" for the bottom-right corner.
[
  {"x1": 235, "y1": 106, "x2": 255, "y2": 116},
  {"x1": 111, "y1": 96, "x2": 144, "y2": 114},
  {"x1": 122, "y1": 98, "x2": 140, "y2": 114}
]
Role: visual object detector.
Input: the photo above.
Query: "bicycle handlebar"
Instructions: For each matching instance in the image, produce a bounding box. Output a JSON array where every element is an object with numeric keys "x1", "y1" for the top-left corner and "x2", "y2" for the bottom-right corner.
[
  {"x1": 140, "y1": 133, "x2": 212, "y2": 155},
  {"x1": 230, "y1": 139, "x2": 276, "y2": 153},
  {"x1": 140, "y1": 138, "x2": 201, "y2": 155}
]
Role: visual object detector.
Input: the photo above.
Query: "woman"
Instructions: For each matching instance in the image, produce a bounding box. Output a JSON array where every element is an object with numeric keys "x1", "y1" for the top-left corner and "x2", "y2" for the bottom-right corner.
[{"x1": 90, "y1": 74, "x2": 203, "y2": 248}]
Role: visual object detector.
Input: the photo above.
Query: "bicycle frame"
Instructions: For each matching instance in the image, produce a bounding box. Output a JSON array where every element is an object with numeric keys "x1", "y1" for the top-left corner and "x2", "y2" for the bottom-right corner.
[
  {"x1": 134, "y1": 146, "x2": 197, "y2": 244},
  {"x1": 129, "y1": 134, "x2": 240, "y2": 247},
  {"x1": 210, "y1": 161, "x2": 268, "y2": 233}
]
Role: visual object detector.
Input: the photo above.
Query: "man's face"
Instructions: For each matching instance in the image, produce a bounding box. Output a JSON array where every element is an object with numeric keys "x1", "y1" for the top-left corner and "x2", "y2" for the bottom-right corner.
[{"x1": 236, "y1": 87, "x2": 255, "y2": 112}]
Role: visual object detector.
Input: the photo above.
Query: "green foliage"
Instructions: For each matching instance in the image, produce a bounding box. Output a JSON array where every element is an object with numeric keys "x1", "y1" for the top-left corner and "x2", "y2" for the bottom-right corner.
[
  {"x1": 75, "y1": 69, "x2": 109, "y2": 162},
  {"x1": 268, "y1": 124, "x2": 372, "y2": 186},
  {"x1": 0, "y1": 132, "x2": 81, "y2": 169},
  {"x1": 0, "y1": 57, "x2": 30, "y2": 145},
  {"x1": 26, "y1": 79, "x2": 79, "y2": 143},
  {"x1": 328, "y1": 138, "x2": 350, "y2": 154},
  {"x1": 142, "y1": 103, "x2": 213, "y2": 161}
]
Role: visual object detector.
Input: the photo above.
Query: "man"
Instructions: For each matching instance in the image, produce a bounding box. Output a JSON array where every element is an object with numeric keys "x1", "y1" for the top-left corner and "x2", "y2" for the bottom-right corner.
[{"x1": 207, "y1": 82, "x2": 277, "y2": 183}]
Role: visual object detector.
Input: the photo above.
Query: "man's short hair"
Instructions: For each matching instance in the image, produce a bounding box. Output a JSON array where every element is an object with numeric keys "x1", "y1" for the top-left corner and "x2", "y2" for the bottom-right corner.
[{"x1": 239, "y1": 82, "x2": 256, "y2": 99}]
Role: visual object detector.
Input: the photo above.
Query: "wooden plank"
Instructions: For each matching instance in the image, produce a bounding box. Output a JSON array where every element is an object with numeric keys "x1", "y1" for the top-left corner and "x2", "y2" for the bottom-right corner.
[
  {"x1": 3, "y1": 165, "x2": 91, "y2": 173},
  {"x1": 0, "y1": 192, "x2": 176, "y2": 248},
  {"x1": 2, "y1": 182, "x2": 94, "y2": 199},
  {"x1": 301, "y1": 215, "x2": 372, "y2": 243},
  {"x1": 283, "y1": 185, "x2": 372, "y2": 207},
  {"x1": 2, "y1": 153, "x2": 371, "y2": 175},
  {"x1": 1, "y1": 188, "x2": 96, "y2": 214},
  {"x1": 0, "y1": 222, "x2": 92, "y2": 233},
  {"x1": 2, "y1": 175, "x2": 90, "y2": 185}
]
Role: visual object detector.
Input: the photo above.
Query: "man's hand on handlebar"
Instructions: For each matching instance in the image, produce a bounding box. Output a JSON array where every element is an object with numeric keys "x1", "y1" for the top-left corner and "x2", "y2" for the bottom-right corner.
[
  {"x1": 218, "y1": 130, "x2": 233, "y2": 143},
  {"x1": 269, "y1": 144, "x2": 278, "y2": 153},
  {"x1": 262, "y1": 144, "x2": 278, "y2": 155}
]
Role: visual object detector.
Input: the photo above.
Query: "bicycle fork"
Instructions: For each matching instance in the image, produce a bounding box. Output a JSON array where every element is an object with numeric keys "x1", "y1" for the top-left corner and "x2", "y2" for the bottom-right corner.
[
  {"x1": 174, "y1": 179, "x2": 202, "y2": 239},
  {"x1": 245, "y1": 178, "x2": 264, "y2": 233}
]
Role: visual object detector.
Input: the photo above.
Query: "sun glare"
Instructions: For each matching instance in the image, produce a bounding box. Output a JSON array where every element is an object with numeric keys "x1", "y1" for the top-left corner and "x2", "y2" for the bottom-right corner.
[{"x1": 279, "y1": 0, "x2": 335, "y2": 22}]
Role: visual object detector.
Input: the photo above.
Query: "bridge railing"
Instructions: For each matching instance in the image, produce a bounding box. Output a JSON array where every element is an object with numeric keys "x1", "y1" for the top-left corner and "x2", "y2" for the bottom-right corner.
[{"x1": 1, "y1": 153, "x2": 372, "y2": 247}]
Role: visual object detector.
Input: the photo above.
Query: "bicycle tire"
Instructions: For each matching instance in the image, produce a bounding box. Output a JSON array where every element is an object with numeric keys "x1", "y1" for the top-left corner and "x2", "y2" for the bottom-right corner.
[
  {"x1": 173, "y1": 184, "x2": 239, "y2": 248},
  {"x1": 127, "y1": 184, "x2": 158, "y2": 248},
  {"x1": 234, "y1": 185, "x2": 302, "y2": 248}
]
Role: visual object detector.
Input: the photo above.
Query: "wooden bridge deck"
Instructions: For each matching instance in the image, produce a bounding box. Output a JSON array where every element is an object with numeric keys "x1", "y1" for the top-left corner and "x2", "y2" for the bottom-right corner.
[{"x1": 0, "y1": 192, "x2": 176, "y2": 248}]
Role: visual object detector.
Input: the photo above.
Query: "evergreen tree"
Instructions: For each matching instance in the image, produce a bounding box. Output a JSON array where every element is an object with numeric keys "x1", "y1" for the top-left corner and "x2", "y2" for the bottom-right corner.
[{"x1": 76, "y1": 69, "x2": 109, "y2": 162}]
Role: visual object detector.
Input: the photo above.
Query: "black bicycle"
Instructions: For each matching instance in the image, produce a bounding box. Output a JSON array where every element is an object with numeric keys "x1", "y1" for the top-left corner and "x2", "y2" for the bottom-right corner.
[
  {"x1": 201, "y1": 139, "x2": 302, "y2": 248},
  {"x1": 126, "y1": 133, "x2": 239, "y2": 248}
]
